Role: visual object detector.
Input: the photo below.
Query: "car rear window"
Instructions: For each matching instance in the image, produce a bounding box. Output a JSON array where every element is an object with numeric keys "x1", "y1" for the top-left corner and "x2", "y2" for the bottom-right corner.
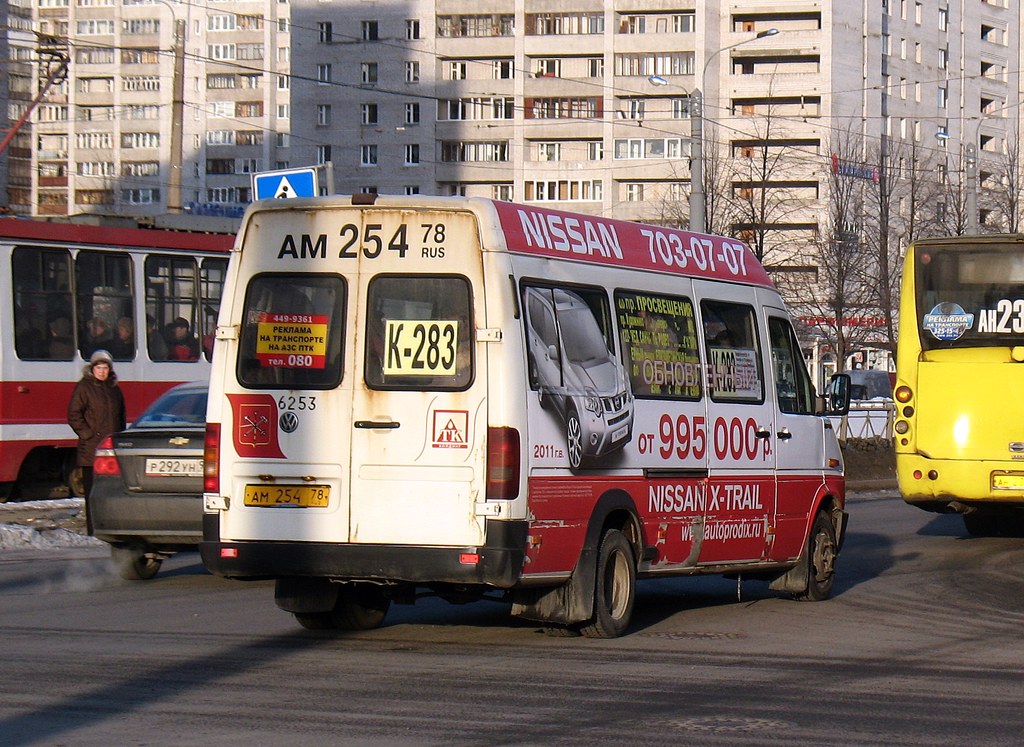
[{"x1": 134, "y1": 388, "x2": 208, "y2": 427}]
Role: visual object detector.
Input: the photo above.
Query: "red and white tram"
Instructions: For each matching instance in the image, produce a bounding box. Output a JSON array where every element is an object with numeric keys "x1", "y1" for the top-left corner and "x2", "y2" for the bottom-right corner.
[{"x1": 0, "y1": 218, "x2": 233, "y2": 499}]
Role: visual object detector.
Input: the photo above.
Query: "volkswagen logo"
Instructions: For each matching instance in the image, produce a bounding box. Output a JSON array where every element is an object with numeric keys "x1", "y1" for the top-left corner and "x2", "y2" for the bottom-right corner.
[{"x1": 279, "y1": 411, "x2": 299, "y2": 433}]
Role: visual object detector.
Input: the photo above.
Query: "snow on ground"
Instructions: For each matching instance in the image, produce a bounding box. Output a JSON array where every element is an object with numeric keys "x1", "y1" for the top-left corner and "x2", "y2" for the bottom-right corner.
[{"x1": 0, "y1": 498, "x2": 103, "y2": 551}]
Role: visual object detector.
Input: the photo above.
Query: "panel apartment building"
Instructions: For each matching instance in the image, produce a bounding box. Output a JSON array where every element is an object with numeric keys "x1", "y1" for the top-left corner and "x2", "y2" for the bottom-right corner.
[
  {"x1": 288, "y1": 0, "x2": 1021, "y2": 269},
  {"x1": 0, "y1": 0, "x2": 291, "y2": 223}
]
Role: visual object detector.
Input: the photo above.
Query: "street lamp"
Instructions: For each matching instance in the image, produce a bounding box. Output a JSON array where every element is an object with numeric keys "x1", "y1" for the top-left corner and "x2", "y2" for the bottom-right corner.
[
  {"x1": 936, "y1": 126, "x2": 980, "y2": 234},
  {"x1": 650, "y1": 28, "x2": 778, "y2": 233}
]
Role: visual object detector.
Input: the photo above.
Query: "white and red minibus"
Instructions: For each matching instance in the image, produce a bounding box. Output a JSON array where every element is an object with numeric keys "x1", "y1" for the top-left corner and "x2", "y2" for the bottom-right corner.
[
  {"x1": 0, "y1": 218, "x2": 232, "y2": 499},
  {"x1": 201, "y1": 195, "x2": 850, "y2": 637}
]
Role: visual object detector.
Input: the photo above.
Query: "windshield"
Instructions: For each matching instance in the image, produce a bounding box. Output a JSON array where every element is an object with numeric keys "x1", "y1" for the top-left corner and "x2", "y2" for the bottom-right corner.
[{"x1": 916, "y1": 243, "x2": 1024, "y2": 350}]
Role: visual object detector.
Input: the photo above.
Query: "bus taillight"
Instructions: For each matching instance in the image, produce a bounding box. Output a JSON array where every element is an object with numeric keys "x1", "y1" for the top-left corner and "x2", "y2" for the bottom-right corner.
[
  {"x1": 486, "y1": 426, "x2": 520, "y2": 500},
  {"x1": 894, "y1": 385, "x2": 913, "y2": 403},
  {"x1": 93, "y1": 436, "x2": 120, "y2": 476},
  {"x1": 204, "y1": 423, "x2": 221, "y2": 493}
]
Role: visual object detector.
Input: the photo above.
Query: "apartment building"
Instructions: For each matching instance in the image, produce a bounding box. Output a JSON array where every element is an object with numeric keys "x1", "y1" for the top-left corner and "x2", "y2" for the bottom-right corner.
[
  {"x1": 0, "y1": 0, "x2": 290, "y2": 221},
  {"x1": 288, "y1": 0, "x2": 1021, "y2": 269}
]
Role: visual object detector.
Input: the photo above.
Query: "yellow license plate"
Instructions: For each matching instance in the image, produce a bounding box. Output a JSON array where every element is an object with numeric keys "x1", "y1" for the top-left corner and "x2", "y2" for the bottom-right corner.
[
  {"x1": 243, "y1": 485, "x2": 330, "y2": 507},
  {"x1": 992, "y1": 473, "x2": 1024, "y2": 490}
]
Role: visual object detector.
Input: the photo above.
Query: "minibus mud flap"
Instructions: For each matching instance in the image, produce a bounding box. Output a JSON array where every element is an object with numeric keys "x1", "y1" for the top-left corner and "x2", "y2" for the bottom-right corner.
[{"x1": 511, "y1": 491, "x2": 641, "y2": 626}]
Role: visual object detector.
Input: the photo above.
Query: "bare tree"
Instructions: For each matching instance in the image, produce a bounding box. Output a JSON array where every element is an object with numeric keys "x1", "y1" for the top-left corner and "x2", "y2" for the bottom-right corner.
[
  {"x1": 988, "y1": 133, "x2": 1023, "y2": 233},
  {"x1": 724, "y1": 103, "x2": 811, "y2": 266},
  {"x1": 791, "y1": 130, "x2": 878, "y2": 369}
]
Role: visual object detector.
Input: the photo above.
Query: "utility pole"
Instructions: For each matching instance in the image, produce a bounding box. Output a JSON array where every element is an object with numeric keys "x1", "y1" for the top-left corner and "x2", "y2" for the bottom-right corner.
[
  {"x1": 167, "y1": 17, "x2": 186, "y2": 214},
  {"x1": 965, "y1": 142, "x2": 978, "y2": 234}
]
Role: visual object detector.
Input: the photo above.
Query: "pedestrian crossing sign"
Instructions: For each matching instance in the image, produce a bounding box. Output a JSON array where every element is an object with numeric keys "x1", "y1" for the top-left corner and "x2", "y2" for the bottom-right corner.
[{"x1": 251, "y1": 168, "x2": 318, "y2": 201}]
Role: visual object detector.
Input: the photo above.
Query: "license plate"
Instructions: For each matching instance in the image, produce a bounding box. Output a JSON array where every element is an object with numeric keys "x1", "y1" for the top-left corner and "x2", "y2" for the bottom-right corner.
[
  {"x1": 243, "y1": 484, "x2": 330, "y2": 507},
  {"x1": 992, "y1": 473, "x2": 1024, "y2": 490},
  {"x1": 611, "y1": 425, "x2": 629, "y2": 443},
  {"x1": 145, "y1": 458, "x2": 202, "y2": 477}
]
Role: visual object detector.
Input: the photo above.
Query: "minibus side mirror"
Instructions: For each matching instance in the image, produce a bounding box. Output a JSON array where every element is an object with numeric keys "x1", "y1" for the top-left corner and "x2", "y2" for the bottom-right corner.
[{"x1": 818, "y1": 373, "x2": 851, "y2": 416}]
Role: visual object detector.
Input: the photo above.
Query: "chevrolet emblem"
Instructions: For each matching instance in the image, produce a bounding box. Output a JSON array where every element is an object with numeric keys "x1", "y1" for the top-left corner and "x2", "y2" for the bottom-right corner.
[{"x1": 169, "y1": 437, "x2": 190, "y2": 446}]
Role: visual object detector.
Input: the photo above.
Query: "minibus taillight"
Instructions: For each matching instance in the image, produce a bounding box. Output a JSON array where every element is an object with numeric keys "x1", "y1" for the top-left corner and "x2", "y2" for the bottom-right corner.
[
  {"x1": 204, "y1": 422, "x2": 221, "y2": 494},
  {"x1": 93, "y1": 436, "x2": 120, "y2": 476},
  {"x1": 486, "y1": 427, "x2": 520, "y2": 500}
]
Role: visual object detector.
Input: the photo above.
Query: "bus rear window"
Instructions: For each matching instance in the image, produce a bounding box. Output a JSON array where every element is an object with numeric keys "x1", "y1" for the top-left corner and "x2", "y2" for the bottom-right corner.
[
  {"x1": 365, "y1": 275, "x2": 473, "y2": 391},
  {"x1": 916, "y1": 246, "x2": 1024, "y2": 349},
  {"x1": 237, "y1": 273, "x2": 346, "y2": 389}
]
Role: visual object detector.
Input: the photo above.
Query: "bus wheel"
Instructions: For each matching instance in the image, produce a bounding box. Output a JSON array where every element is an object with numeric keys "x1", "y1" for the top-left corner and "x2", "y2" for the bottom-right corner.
[
  {"x1": 579, "y1": 529, "x2": 636, "y2": 639},
  {"x1": 798, "y1": 512, "x2": 837, "y2": 601},
  {"x1": 566, "y1": 406, "x2": 584, "y2": 470},
  {"x1": 110, "y1": 544, "x2": 162, "y2": 581}
]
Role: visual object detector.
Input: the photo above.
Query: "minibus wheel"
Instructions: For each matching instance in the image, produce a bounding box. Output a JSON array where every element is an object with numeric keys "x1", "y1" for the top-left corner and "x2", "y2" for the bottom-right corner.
[
  {"x1": 294, "y1": 584, "x2": 391, "y2": 631},
  {"x1": 579, "y1": 529, "x2": 636, "y2": 638},
  {"x1": 799, "y1": 512, "x2": 837, "y2": 601}
]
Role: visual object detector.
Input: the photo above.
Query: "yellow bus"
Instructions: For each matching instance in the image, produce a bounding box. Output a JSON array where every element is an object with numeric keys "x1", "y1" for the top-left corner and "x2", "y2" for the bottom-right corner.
[{"x1": 895, "y1": 234, "x2": 1024, "y2": 535}]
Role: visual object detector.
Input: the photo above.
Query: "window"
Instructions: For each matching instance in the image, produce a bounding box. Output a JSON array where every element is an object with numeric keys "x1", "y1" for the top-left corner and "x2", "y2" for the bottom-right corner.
[
  {"x1": 537, "y1": 142, "x2": 561, "y2": 162},
  {"x1": 207, "y1": 73, "x2": 236, "y2": 90},
  {"x1": 524, "y1": 179, "x2": 602, "y2": 201},
  {"x1": 404, "y1": 144, "x2": 420, "y2": 165},
  {"x1": 494, "y1": 60, "x2": 514, "y2": 79},
  {"x1": 615, "y1": 290, "x2": 700, "y2": 399},
  {"x1": 277, "y1": 104, "x2": 290, "y2": 118},
  {"x1": 12, "y1": 247, "x2": 73, "y2": 361},
  {"x1": 536, "y1": 59, "x2": 560, "y2": 77},
  {"x1": 937, "y1": 86, "x2": 948, "y2": 108},
  {"x1": 701, "y1": 300, "x2": 764, "y2": 403},
  {"x1": 208, "y1": 44, "x2": 236, "y2": 61},
  {"x1": 318, "y1": 21, "x2": 333, "y2": 43},
  {"x1": 406, "y1": 61, "x2": 420, "y2": 82},
  {"x1": 318, "y1": 64, "x2": 333, "y2": 84},
  {"x1": 361, "y1": 103, "x2": 378, "y2": 125},
  {"x1": 448, "y1": 61, "x2": 468, "y2": 80},
  {"x1": 317, "y1": 104, "x2": 331, "y2": 126},
  {"x1": 122, "y1": 188, "x2": 160, "y2": 204},
  {"x1": 587, "y1": 141, "x2": 604, "y2": 160},
  {"x1": 362, "y1": 62, "x2": 378, "y2": 84},
  {"x1": 144, "y1": 256, "x2": 198, "y2": 363},
  {"x1": 365, "y1": 276, "x2": 473, "y2": 390},
  {"x1": 405, "y1": 103, "x2": 420, "y2": 125},
  {"x1": 361, "y1": 20, "x2": 379, "y2": 41},
  {"x1": 317, "y1": 145, "x2": 331, "y2": 164},
  {"x1": 674, "y1": 12, "x2": 695, "y2": 32},
  {"x1": 493, "y1": 184, "x2": 513, "y2": 201},
  {"x1": 71, "y1": 251, "x2": 134, "y2": 360},
  {"x1": 361, "y1": 144, "x2": 378, "y2": 166},
  {"x1": 404, "y1": 186, "x2": 420, "y2": 195},
  {"x1": 238, "y1": 274, "x2": 345, "y2": 387},
  {"x1": 938, "y1": 8, "x2": 948, "y2": 31},
  {"x1": 624, "y1": 183, "x2": 644, "y2": 201},
  {"x1": 588, "y1": 58, "x2": 604, "y2": 77},
  {"x1": 406, "y1": 19, "x2": 421, "y2": 40},
  {"x1": 769, "y1": 318, "x2": 814, "y2": 414}
]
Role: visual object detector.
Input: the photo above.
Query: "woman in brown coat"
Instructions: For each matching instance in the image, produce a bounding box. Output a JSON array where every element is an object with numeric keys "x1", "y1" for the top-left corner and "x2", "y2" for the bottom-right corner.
[{"x1": 67, "y1": 349, "x2": 126, "y2": 496}]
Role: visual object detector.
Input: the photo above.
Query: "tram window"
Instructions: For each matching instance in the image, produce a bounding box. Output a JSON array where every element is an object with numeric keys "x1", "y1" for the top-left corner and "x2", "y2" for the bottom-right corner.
[
  {"x1": 145, "y1": 254, "x2": 200, "y2": 361},
  {"x1": 76, "y1": 250, "x2": 134, "y2": 361},
  {"x1": 200, "y1": 258, "x2": 228, "y2": 360},
  {"x1": 12, "y1": 246, "x2": 74, "y2": 360}
]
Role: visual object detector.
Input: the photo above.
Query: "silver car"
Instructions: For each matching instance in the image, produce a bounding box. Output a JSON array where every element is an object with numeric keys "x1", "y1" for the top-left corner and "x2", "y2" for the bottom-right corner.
[{"x1": 87, "y1": 381, "x2": 207, "y2": 580}]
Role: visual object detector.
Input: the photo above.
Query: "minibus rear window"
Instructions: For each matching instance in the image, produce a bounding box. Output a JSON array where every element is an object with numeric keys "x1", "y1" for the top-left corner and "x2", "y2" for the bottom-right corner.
[
  {"x1": 365, "y1": 275, "x2": 473, "y2": 391},
  {"x1": 237, "y1": 273, "x2": 346, "y2": 390}
]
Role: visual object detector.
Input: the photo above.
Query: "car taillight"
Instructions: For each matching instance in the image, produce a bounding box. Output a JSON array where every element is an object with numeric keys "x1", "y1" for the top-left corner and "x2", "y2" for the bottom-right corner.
[
  {"x1": 486, "y1": 426, "x2": 520, "y2": 500},
  {"x1": 93, "y1": 436, "x2": 120, "y2": 476},
  {"x1": 204, "y1": 422, "x2": 220, "y2": 493}
]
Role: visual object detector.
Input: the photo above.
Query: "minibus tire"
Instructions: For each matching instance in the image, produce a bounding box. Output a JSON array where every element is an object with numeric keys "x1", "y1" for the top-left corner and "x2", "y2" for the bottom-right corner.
[
  {"x1": 334, "y1": 584, "x2": 391, "y2": 630},
  {"x1": 799, "y1": 512, "x2": 837, "y2": 601},
  {"x1": 294, "y1": 584, "x2": 391, "y2": 631},
  {"x1": 110, "y1": 543, "x2": 162, "y2": 581},
  {"x1": 579, "y1": 529, "x2": 636, "y2": 638}
]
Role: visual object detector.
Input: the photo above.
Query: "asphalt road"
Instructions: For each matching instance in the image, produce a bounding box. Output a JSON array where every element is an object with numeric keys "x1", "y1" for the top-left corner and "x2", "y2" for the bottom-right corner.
[{"x1": 1, "y1": 491, "x2": 1023, "y2": 746}]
